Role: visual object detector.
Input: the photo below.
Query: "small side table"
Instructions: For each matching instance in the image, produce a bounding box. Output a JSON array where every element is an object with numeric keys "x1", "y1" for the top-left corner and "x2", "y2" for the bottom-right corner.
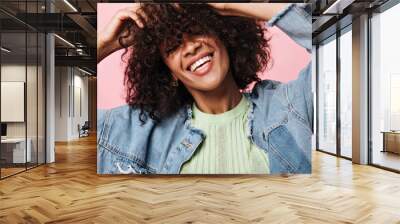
[{"x1": 381, "y1": 131, "x2": 400, "y2": 154}]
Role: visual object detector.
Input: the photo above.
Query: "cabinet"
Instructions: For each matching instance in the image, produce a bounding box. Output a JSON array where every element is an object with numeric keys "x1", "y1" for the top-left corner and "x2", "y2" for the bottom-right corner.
[
  {"x1": 382, "y1": 132, "x2": 400, "y2": 154},
  {"x1": 0, "y1": 138, "x2": 32, "y2": 164}
]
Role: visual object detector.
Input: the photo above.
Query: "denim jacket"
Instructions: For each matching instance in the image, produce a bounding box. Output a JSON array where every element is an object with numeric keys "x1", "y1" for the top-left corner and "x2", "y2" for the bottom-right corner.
[{"x1": 97, "y1": 4, "x2": 312, "y2": 174}]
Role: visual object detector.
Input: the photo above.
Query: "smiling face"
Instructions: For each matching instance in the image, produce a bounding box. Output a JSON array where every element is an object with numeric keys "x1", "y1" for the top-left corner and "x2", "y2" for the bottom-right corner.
[
  {"x1": 125, "y1": 3, "x2": 269, "y2": 121},
  {"x1": 161, "y1": 34, "x2": 230, "y2": 93}
]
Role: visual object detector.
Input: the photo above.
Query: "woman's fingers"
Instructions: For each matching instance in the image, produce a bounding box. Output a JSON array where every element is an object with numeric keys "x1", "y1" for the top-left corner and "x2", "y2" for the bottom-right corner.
[
  {"x1": 207, "y1": 3, "x2": 242, "y2": 17},
  {"x1": 207, "y1": 3, "x2": 228, "y2": 11},
  {"x1": 135, "y1": 6, "x2": 149, "y2": 26},
  {"x1": 116, "y1": 7, "x2": 144, "y2": 28},
  {"x1": 98, "y1": 4, "x2": 146, "y2": 62},
  {"x1": 209, "y1": 3, "x2": 289, "y2": 21},
  {"x1": 131, "y1": 13, "x2": 144, "y2": 28}
]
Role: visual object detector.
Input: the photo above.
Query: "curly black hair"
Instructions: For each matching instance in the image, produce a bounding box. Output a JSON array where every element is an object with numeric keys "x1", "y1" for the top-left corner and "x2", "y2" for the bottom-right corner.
[{"x1": 120, "y1": 3, "x2": 270, "y2": 123}]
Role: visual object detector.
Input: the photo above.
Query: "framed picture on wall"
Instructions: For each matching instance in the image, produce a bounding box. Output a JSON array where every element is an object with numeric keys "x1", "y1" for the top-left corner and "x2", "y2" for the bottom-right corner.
[{"x1": 1, "y1": 81, "x2": 25, "y2": 122}]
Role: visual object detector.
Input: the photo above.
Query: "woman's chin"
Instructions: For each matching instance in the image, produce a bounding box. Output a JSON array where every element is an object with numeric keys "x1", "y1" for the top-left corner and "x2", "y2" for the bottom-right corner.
[
  {"x1": 183, "y1": 70, "x2": 228, "y2": 92},
  {"x1": 192, "y1": 80, "x2": 226, "y2": 92}
]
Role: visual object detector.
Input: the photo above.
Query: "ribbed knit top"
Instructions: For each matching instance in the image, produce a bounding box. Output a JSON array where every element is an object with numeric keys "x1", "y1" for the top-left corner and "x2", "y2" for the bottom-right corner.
[{"x1": 180, "y1": 96, "x2": 270, "y2": 174}]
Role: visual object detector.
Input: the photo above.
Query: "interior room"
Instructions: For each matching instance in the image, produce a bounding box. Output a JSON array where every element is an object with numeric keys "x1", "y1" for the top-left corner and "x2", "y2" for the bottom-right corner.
[
  {"x1": 0, "y1": 0, "x2": 399, "y2": 223},
  {"x1": 0, "y1": 0, "x2": 96, "y2": 178},
  {"x1": 0, "y1": 17, "x2": 46, "y2": 177}
]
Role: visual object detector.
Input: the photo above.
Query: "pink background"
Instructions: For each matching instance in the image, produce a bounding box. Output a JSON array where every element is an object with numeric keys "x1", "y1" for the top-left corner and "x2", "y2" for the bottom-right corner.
[{"x1": 97, "y1": 3, "x2": 310, "y2": 109}]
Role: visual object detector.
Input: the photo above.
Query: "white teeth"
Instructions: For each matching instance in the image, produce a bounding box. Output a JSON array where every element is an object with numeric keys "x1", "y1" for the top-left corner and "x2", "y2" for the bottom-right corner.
[{"x1": 189, "y1": 55, "x2": 212, "y2": 72}]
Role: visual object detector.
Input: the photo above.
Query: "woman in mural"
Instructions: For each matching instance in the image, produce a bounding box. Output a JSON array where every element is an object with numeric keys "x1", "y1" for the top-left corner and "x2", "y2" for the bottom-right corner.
[{"x1": 97, "y1": 3, "x2": 312, "y2": 174}]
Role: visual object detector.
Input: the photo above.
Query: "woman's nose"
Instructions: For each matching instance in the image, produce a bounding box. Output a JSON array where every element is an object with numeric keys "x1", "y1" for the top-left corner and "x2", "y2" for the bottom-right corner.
[{"x1": 182, "y1": 39, "x2": 202, "y2": 58}]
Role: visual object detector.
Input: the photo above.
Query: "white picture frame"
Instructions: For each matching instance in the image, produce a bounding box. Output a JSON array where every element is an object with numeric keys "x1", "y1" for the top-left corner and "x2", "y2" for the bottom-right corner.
[{"x1": 1, "y1": 81, "x2": 25, "y2": 122}]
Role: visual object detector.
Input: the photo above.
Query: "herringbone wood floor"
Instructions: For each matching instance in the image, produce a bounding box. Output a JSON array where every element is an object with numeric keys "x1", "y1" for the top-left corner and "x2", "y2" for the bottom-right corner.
[{"x1": 0, "y1": 135, "x2": 400, "y2": 224}]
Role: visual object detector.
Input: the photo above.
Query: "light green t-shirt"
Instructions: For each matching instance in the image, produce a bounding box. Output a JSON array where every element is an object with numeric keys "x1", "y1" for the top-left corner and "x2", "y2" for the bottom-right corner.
[{"x1": 180, "y1": 96, "x2": 270, "y2": 174}]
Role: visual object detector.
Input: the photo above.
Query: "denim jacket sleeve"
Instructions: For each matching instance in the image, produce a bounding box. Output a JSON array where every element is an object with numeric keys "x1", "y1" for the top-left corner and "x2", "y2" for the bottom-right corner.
[
  {"x1": 267, "y1": 4, "x2": 313, "y2": 132},
  {"x1": 268, "y1": 4, "x2": 312, "y2": 53}
]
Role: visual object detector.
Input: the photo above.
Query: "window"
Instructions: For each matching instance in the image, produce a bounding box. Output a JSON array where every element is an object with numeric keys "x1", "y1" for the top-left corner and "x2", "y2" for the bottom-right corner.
[
  {"x1": 339, "y1": 29, "x2": 352, "y2": 158},
  {"x1": 370, "y1": 2, "x2": 400, "y2": 171},
  {"x1": 317, "y1": 37, "x2": 337, "y2": 154},
  {"x1": 390, "y1": 74, "x2": 400, "y2": 130}
]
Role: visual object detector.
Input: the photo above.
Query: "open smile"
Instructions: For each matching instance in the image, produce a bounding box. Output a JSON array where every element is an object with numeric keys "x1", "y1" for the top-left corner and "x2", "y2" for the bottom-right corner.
[{"x1": 186, "y1": 52, "x2": 214, "y2": 76}]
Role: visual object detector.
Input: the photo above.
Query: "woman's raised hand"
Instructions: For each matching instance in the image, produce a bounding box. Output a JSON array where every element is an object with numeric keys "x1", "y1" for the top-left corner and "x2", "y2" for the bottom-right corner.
[
  {"x1": 97, "y1": 3, "x2": 147, "y2": 63},
  {"x1": 208, "y1": 3, "x2": 289, "y2": 21}
]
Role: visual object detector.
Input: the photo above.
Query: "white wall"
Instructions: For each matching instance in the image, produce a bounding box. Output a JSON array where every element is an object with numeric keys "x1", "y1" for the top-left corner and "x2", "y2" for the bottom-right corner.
[
  {"x1": 55, "y1": 66, "x2": 69, "y2": 141},
  {"x1": 54, "y1": 67, "x2": 89, "y2": 141},
  {"x1": 1, "y1": 64, "x2": 38, "y2": 138},
  {"x1": 72, "y1": 73, "x2": 89, "y2": 138}
]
